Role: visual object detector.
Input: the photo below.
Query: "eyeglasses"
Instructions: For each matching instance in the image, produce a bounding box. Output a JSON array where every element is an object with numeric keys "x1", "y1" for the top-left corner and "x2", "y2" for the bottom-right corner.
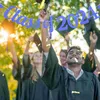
[{"x1": 68, "y1": 50, "x2": 82, "y2": 55}]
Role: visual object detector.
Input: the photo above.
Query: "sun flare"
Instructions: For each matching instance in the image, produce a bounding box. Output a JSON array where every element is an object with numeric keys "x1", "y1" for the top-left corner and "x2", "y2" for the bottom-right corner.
[{"x1": 0, "y1": 28, "x2": 8, "y2": 44}]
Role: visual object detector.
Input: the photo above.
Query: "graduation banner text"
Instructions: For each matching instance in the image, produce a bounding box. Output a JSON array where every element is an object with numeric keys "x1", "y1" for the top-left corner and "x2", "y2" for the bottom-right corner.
[{"x1": 0, "y1": 3, "x2": 100, "y2": 33}]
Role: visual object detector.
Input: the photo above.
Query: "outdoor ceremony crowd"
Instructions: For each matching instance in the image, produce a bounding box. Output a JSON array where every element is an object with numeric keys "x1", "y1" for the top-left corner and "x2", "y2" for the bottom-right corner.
[{"x1": 0, "y1": 9, "x2": 100, "y2": 100}]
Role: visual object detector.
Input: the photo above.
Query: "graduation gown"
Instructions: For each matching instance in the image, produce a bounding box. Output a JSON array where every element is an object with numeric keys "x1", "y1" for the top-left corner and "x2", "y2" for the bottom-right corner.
[
  {"x1": 0, "y1": 71, "x2": 9, "y2": 100},
  {"x1": 21, "y1": 78, "x2": 49, "y2": 100},
  {"x1": 98, "y1": 74, "x2": 100, "y2": 81},
  {"x1": 42, "y1": 46, "x2": 100, "y2": 100},
  {"x1": 13, "y1": 54, "x2": 50, "y2": 100},
  {"x1": 82, "y1": 54, "x2": 96, "y2": 72},
  {"x1": 12, "y1": 58, "x2": 23, "y2": 100}
]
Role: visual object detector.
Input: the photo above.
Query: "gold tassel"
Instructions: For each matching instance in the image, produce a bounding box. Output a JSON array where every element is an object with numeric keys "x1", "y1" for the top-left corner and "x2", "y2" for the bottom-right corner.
[{"x1": 39, "y1": 0, "x2": 45, "y2": 9}]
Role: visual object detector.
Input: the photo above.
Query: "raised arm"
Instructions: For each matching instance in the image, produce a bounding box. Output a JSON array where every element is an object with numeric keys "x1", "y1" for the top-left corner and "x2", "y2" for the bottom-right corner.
[
  {"x1": 7, "y1": 36, "x2": 21, "y2": 80},
  {"x1": 7, "y1": 36, "x2": 18, "y2": 67},
  {"x1": 64, "y1": 33, "x2": 70, "y2": 48},
  {"x1": 82, "y1": 32, "x2": 98, "y2": 72},
  {"x1": 39, "y1": 10, "x2": 50, "y2": 52},
  {"x1": 40, "y1": 10, "x2": 61, "y2": 89},
  {"x1": 89, "y1": 32, "x2": 98, "y2": 60},
  {"x1": 88, "y1": 32, "x2": 98, "y2": 72},
  {"x1": 90, "y1": 33, "x2": 100, "y2": 71},
  {"x1": 23, "y1": 36, "x2": 34, "y2": 68},
  {"x1": 94, "y1": 54, "x2": 100, "y2": 71},
  {"x1": 22, "y1": 36, "x2": 34, "y2": 79},
  {"x1": 24, "y1": 36, "x2": 34, "y2": 54}
]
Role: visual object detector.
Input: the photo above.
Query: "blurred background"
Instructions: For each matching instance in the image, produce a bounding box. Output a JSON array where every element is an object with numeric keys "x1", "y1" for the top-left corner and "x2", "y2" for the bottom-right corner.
[{"x1": 0, "y1": 0, "x2": 100, "y2": 99}]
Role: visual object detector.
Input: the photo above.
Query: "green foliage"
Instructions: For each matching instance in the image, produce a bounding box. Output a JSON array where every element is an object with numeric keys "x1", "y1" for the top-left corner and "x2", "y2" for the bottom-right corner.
[{"x1": 0, "y1": 0, "x2": 99, "y2": 99}]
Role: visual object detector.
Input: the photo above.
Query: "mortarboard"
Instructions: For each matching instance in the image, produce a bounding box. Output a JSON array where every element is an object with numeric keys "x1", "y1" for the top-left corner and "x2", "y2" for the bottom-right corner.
[
  {"x1": 56, "y1": 19, "x2": 75, "y2": 37},
  {"x1": 84, "y1": 17, "x2": 100, "y2": 49},
  {"x1": 33, "y1": 33, "x2": 43, "y2": 52}
]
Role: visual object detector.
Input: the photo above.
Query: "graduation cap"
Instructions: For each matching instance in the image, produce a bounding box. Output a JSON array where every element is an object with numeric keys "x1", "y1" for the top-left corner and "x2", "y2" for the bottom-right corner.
[
  {"x1": 56, "y1": 19, "x2": 75, "y2": 37},
  {"x1": 84, "y1": 17, "x2": 100, "y2": 49},
  {"x1": 33, "y1": 33, "x2": 43, "y2": 52}
]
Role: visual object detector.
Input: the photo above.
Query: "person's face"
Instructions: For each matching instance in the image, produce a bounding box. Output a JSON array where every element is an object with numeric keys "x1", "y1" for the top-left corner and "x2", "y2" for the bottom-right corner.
[
  {"x1": 33, "y1": 52, "x2": 43, "y2": 64},
  {"x1": 66, "y1": 48, "x2": 84, "y2": 65},
  {"x1": 60, "y1": 51, "x2": 67, "y2": 66}
]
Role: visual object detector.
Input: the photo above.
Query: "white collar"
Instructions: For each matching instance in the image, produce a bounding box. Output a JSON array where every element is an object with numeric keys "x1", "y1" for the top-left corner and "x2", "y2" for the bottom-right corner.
[{"x1": 66, "y1": 68, "x2": 84, "y2": 80}]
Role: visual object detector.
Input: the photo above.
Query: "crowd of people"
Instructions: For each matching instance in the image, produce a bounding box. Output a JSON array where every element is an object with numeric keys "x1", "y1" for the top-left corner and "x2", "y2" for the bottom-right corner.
[{"x1": 0, "y1": 9, "x2": 100, "y2": 100}]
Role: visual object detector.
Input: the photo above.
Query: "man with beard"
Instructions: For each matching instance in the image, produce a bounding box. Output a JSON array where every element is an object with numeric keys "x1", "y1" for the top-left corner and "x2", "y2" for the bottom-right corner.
[{"x1": 40, "y1": 10, "x2": 100, "y2": 100}]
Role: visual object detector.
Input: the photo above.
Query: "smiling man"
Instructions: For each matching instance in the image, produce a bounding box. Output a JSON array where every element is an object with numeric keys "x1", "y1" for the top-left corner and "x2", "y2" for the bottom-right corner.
[
  {"x1": 65, "y1": 46, "x2": 84, "y2": 79},
  {"x1": 40, "y1": 10, "x2": 100, "y2": 100}
]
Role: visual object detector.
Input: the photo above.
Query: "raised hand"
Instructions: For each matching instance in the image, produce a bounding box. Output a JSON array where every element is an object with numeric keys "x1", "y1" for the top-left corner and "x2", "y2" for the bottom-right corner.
[
  {"x1": 39, "y1": 10, "x2": 48, "y2": 23},
  {"x1": 89, "y1": 32, "x2": 98, "y2": 60},
  {"x1": 27, "y1": 36, "x2": 34, "y2": 43},
  {"x1": 64, "y1": 34, "x2": 70, "y2": 48},
  {"x1": 65, "y1": 34, "x2": 70, "y2": 42},
  {"x1": 90, "y1": 32, "x2": 98, "y2": 44}
]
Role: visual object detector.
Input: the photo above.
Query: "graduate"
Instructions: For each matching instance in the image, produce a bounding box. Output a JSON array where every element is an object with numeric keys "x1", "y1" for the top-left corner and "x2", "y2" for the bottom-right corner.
[
  {"x1": 56, "y1": 15, "x2": 98, "y2": 73},
  {"x1": 59, "y1": 32, "x2": 100, "y2": 78},
  {"x1": 39, "y1": 10, "x2": 100, "y2": 100},
  {"x1": 56, "y1": 19, "x2": 97, "y2": 73},
  {"x1": 7, "y1": 34, "x2": 50, "y2": 100},
  {"x1": 21, "y1": 35, "x2": 49, "y2": 100},
  {"x1": 60, "y1": 49, "x2": 68, "y2": 68}
]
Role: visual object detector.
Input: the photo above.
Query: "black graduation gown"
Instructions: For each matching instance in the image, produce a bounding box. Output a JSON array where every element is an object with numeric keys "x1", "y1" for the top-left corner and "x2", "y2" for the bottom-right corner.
[
  {"x1": 13, "y1": 54, "x2": 50, "y2": 100},
  {"x1": 12, "y1": 58, "x2": 23, "y2": 100},
  {"x1": 42, "y1": 46, "x2": 100, "y2": 100},
  {"x1": 0, "y1": 71, "x2": 9, "y2": 100},
  {"x1": 15, "y1": 80, "x2": 22, "y2": 100},
  {"x1": 98, "y1": 74, "x2": 100, "y2": 81},
  {"x1": 82, "y1": 54, "x2": 96, "y2": 72},
  {"x1": 21, "y1": 78, "x2": 49, "y2": 100}
]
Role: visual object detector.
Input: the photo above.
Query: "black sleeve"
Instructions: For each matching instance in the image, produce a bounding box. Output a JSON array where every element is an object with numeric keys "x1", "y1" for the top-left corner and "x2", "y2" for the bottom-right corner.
[
  {"x1": 82, "y1": 54, "x2": 96, "y2": 72},
  {"x1": 98, "y1": 74, "x2": 100, "y2": 81},
  {"x1": 93, "y1": 74, "x2": 100, "y2": 100},
  {"x1": 3, "y1": 74, "x2": 10, "y2": 100},
  {"x1": 12, "y1": 54, "x2": 32, "y2": 80},
  {"x1": 42, "y1": 46, "x2": 61, "y2": 89},
  {"x1": 12, "y1": 58, "x2": 22, "y2": 80},
  {"x1": 22, "y1": 54, "x2": 32, "y2": 80}
]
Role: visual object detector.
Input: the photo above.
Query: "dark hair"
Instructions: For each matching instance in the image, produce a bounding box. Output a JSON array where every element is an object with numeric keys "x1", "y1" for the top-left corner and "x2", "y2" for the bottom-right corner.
[
  {"x1": 67, "y1": 46, "x2": 82, "y2": 56},
  {"x1": 60, "y1": 49, "x2": 67, "y2": 57}
]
